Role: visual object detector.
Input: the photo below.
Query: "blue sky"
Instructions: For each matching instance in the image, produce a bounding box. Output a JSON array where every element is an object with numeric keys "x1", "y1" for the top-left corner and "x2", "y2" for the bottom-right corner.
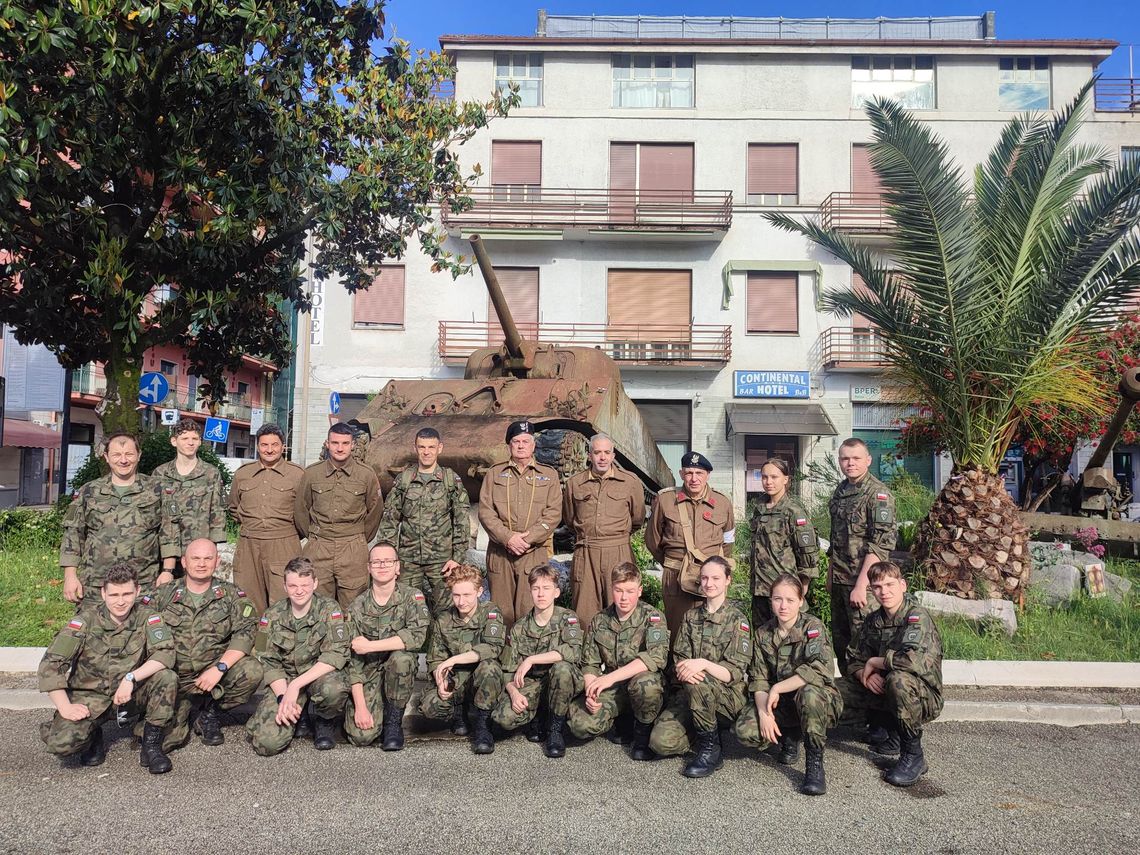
[{"x1": 385, "y1": 1, "x2": 1139, "y2": 78}]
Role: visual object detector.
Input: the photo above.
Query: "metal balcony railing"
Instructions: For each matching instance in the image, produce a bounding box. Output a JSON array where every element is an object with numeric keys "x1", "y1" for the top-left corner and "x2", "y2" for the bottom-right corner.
[
  {"x1": 441, "y1": 188, "x2": 733, "y2": 232},
  {"x1": 439, "y1": 321, "x2": 732, "y2": 365},
  {"x1": 217, "y1": 396, "x2": 253, "y2": 422},
  {"x1": 71, "y1": 365, "x2": 107, "y2": 396},
  {"x1": 819, "y1": 193, "x2": 892, "y2": 233},
  {"x1": 816, "y1": 327, "x2": 890, "y2": 371},
  {"x1": 1094, "y1": 79, "x2": 1140, "y2": 113}
]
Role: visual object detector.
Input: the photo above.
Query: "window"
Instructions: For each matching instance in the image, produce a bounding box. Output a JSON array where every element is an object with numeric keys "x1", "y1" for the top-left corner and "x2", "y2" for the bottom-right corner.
[
  {"x1": 488, "y1": 268, "x2": 539, "y2": 345},
  {"x1": 606, "y1": 269, "x2": 692, "y2": 358},
  {"x1": 353, "y1": 266, "x2": 405, "y2": 328},
  {"x1": 612, "y1": 55, "x2": 694, "y2": 108},
  {"x1": 491, "y1": 141, "x2": 541, "y2": 202},
  {"x1": 852, "y1": 56, "x2": 935, "y2": 110},
  {"x1": 633, "y1": 399, "x2": 691, "y2": 467},
  {"x1": 159, "y1": 360, "x2": 178, "y2": 376},
  {"x1": 609, "y1": 142, "x2": 694, "y2": 209},
  {"x1": 747, "y1": 144, "x2": 798, "y2": 205},
  {"x1": 999, "y1": 57, "x2": 1050, "y2": 110},
  {"x1": 152, "y1": 283, "x2": 178, "y2": 305},
  {"x1": 495, "y1": 53, "x2": 543, "y2": 107},
  {"x1": 236, "y1": 381, "x2": 249, "y2": 398},
  {"x1": 851, "y1": 144, "x2": 885, "y2": 195},
  {"x1": 1123, "y1": 147, "x2": 1140, "y2": 167},
  {"x1": 746, "y1": 273, "x2": 798, "y2": 334}
]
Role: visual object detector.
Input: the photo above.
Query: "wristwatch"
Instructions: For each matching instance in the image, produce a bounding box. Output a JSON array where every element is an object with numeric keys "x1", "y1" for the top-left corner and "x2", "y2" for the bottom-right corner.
[
  {"x1": 215, "y1": 661, "x2": 229, "y2": 674},
  {"x1": 124, "y1": 672, "x2": 136, "y2": 683}
]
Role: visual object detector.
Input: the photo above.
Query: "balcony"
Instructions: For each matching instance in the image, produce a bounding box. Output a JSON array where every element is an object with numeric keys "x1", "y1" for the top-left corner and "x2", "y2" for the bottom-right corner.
[
  {"x1": 217, "y1": 395, "x2": 253, "y2": 422},
  {"x1": 441, "y1": 188, "x2": 733, "y2": 240},
  {"x1": 439, "y1": 321, "x2": 731, "y2": 366},
  {"x1": 1095, "y1": 79, "x2": 1140, "y2": 113},
  {"x1": 815, "y1": 327, "x2": 890, "y2": 372},
  {"x1": 71, "y1": 365, "x2": 107, "y2": 397},
  {"x1": 819, "y1": 193, "x2": 892, "y2": 234}
]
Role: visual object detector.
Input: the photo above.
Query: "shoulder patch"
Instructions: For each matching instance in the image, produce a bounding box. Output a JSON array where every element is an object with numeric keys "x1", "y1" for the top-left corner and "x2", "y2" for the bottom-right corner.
[
  {"x1": 147, "y1": 614, "x2": 163, "y2": 626},
  {"x1": 237, "y1": 589, "x2": 247, "y2": 598},
  {"x1": 242, "y1": 604, "x2": 254, "y2": 618},
  {"x1": 739, "y1": 620, "x2": 750, "y2": 632},
  {"x1": 566, "y1": 615, "x2": 578, "y2": 625},
  {"x1": 487, "y1": 611, "x2": 499, "y2": 620},
  {"x1": 68, "y1": 618, "x2": 84, "y2": 631},
  {"x1": 259, "y1": 616, "x2": 270, "y2": 628},
  {"x1": 806, "y1": 628, "x2": 821, "y2": 639},
  {"x1": 213, "y1": 586, "x2": 224, "y2": 599},
  {"x1": 796, "y1": 518, "x2": 808, "y2": 526},
  {"x1": 876, "y1": 493, "x2": 889, "y2": 501},
  {"x1": 330, "y1": 611, "x2": 345, "y2": 620},
  {"x1": 413, "y1": 591, "x2": 425, "y2": 602},
  {"x1": 140, "y1": 595, "x2": 153, "y2": 606},
  {"x1": 908, "y1": 614, "x2": 921, "y2": 624},
  {"x1": 648, "y1": 614, "x2": 661, "y2": 624}
]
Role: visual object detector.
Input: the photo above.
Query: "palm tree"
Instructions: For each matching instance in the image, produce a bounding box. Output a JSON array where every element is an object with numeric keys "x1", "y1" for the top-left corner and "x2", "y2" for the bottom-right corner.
[{"x1": 769, "y1": 83, "x2": 1140, "y2": 600}]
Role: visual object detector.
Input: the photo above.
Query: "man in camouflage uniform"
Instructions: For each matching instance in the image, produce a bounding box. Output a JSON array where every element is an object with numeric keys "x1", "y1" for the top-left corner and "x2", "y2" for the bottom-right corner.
[
  {"x1": 567, "y1": 562, "x2": 668, "y2": 761},
  {"x1": 649, "y1": 556, "x2": 751, "y2": 779},
  {"x1": 491, "y1": 564, "x2": 584, "y2": 759},
  {"x1": 61, "y1": 432, "x2": 179, "y2": 605},
  {"x1": 421, "y1": 565, "x2": 505, "y2": 754},
  {"x1": 152, "y1": 419, "x2": 227, "y2": 558},
  {"x1": 645, "y1": 451, "x2": 735, "y2": 642},
  {"x1": 246, "y1": 557, "x2": 351, "y2": 756},
  {"x1": 229, "y1": 423, "x2": 305, "y2": 613},
  {"x1": 478, "y1": 420, "x2": 562, "y2": 628},
  {"x1": 295, "y1": 422, "x2": 384, "y2": 609},
  {"x1": 841, "y1": 561, "x2": 943, "y2": 788},
  {"x1": 146, "y1": 539, "x2": 262, "y2": 752},
  {"x1": 828, "y1": 437, "x2": 897, "y2": 672},
  {"x1": 377, "y1": 427, "x2": 470, "y2": 616},
  {"x1": 563, "y1": 432, "x2": 645, "y2": 629},
  {"x1": 344, "y1": 543, "x2": 430, "y2": 751},
  {"x1": 38, "y1": 564, "x2": 178, "y2": 774}
]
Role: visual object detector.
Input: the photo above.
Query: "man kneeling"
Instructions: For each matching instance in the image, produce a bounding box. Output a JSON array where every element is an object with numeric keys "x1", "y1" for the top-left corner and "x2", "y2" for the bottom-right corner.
[
  {"x1": 38, "y1": 564, "x2": 177, "y2": 773},
  {"x1": 246, "y1": 558, "x2": 351, "y2": 755},
  {"x1": 567, "y1": 562, "x2": 668, "y2": 760}
]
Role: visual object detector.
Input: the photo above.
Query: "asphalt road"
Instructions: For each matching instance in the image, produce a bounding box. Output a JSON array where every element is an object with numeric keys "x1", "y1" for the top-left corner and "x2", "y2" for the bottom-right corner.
[{"x1": 3, "y1": 709, "x2": 1138, "y2": 855}]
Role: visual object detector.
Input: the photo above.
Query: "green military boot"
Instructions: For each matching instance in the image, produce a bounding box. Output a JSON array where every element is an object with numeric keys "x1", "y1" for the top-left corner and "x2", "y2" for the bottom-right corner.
[
  {"x1": 79, "y1": 727, "x2": 106, "y2": 767},
  {"x1": 470, "y1": 708, "x2": 495, "y2": 755},
  {"x1": 777, "y1": 730, "x2": 801, "y2": 765},
  {"x1": 544, "y1": 714, "x2": 567, "y2": 759},
  {"x1": 381, "y1": 702, "x2": 406, "y2": 752},
  {"x1": 885, "y1": 730, "x2": 928, "y2": 787},
  {"x1": 195, "y1": 700, "x2": 224, "y2": 747},
  {"x1": 800, "y1": 744, "x2": 827, "y2": 796},
  {"x1": 629, "y1": 720, "x2": 656, "y2": 762},
  {"x1": 312, "y1": 716, "x2": 337, "y2": 751},
  {"x1": 449, "y1": 700, "x2": 469, "y2": 736},
  {"x1": 141, "y1": 723, "x2": 173, "y2": 774},
  {"x1": 682, "y1": 729, "x2": 723, "y2": 778}
]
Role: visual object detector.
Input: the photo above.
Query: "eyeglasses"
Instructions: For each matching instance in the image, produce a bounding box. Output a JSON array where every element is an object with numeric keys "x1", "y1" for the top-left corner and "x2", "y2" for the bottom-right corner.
[{"x1": 369, "y1": 559, "x2": 399, "y2": 568}]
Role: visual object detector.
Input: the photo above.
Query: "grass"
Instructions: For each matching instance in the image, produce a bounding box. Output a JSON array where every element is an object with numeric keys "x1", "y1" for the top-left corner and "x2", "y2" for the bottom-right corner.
[{"x1": 0, "y1": 547, "x2": 73, "y2": 647}]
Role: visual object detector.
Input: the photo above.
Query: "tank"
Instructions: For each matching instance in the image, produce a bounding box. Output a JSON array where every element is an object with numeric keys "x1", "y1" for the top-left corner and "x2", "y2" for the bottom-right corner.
[{"x1": 354, "y1": 236, "x2": 675, "y2": 500}]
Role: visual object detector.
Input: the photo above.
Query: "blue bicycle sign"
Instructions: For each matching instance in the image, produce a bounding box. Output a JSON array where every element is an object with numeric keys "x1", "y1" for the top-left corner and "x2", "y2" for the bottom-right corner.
[{"x1": 203, "y1": 417, "x2": 230, "y2": 444}]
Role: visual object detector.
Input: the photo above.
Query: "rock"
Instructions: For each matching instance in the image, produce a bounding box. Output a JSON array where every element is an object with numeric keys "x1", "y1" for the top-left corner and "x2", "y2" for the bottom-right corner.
[
  {"x1": 547, "y1": 557, "x2": 572, "y2": 594},
  {"x1": 216, "y1": 542, "x2": 236, "y2": 583},
  {"x1": 464, "y1": 548, "x2": 486, "y2": 572},
  {"x1": 1065, "y1": 551, "x2": 1104, "y2": 568},
  {"x1": 915, "y1": 591, "x2": 1018, "y2": 637},
  {"x1": 1028, "y1": 562, "x2": 1081, "y2": 606},
  {"x1": 1105, "y1": 571, "x2": 1134, "y2": 603}
]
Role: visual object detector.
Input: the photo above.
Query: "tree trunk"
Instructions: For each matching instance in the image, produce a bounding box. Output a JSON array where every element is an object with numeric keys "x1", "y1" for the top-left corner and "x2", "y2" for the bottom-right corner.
[
  {"x1": 915, "y1": 466, "x2": 1029, "y2": 601},
  {"x1": 100, "y1": 346, "x2": 144, "y2": 434}
]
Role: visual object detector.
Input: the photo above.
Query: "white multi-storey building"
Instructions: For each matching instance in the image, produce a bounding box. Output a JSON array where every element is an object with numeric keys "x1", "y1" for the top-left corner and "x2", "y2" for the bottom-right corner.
[{"x1": 293, "y1": 12, "x2": 1140, "y2": 513}]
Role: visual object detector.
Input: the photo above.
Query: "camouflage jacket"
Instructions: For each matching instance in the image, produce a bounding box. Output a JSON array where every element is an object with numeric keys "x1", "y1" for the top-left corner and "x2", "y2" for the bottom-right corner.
[
  {"x1": 827, "y1": 474, "x2": 897, "y2": 585},
  {"x1": 152, "y1": 459, "x2": 227, "y2": 549},
  {"x1": 750, "y1": 493, "x2": 819, "y2": 596},
  {"x1": 673, "y1": 600, "x2": 752, "y2": 688},
  {"x1": 145, "y1": 578, "x2": 258, "y2": 678},
  {"x1": 376, "y1": 466, "x2": 469, "y2": 565},
  {"x1": 582, "y1": 601, "x2": 669, "y2": 677},
  {"x1": 845, "y1": 594, "x2": 943, "y2": 698},
  {"x1": 38, "y1": 605, "x2": 175, "y2": 694},
  {"x1": 345, "y1": 584, "x2": 431, "y2": 685},
  {"x1": 748, "y1": 612, "x2": 837, "y2": 695},
  {"x1": 60, "y1": 474, "x2": 179, "y2": 590},
  {"x1": 257, "y1": 594, "x2": 350, "y2": 684},
  {"x1": 500, "y1": 605, "x2": 584, "y2": 675},
  {"x1": 427, "y1": 601, "x2": 506, "y2": 671}
]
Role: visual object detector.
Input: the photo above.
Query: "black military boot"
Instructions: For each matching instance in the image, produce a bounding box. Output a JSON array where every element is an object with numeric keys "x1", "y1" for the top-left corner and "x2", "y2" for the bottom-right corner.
[
  {"x1": 196, "y1": 699, "x2": 224, "y2": 747},
  {"x1": 141, "y1": 723, "x2": 173, "y2": 774},
  {"x1": 381, "y1": 702, "x2": 406, "y2": 751},
  {"x1": 524, "y1": 715, "x2": 546, "y2": 743},
  {"x1": 312, "y1": 715, "x2": 337, "y2": 751},
  {"x1": 79, "y1": 727, "x2": 106, "y2": 767},
  {"x1": 777, "y1": 731, "x2": 801, "y2": 765},
  {"x1": 450, "y1": 700, "x2": 469, "y2": 736},
  {"x1": 544, "y1": 714, "x2": 567, "y2": 758},
  {"x1": 870, "y1": 724, "x2": 901, "y2": 757},
  {"x1": 682, "y1": 729, "x2": 723, "y2": 778},
  {"x1": 801, "y1": 744, "x2": 827, "y2": 796},
  {"x1": 607, "y1": 711, "x2": 634, "y2": 745},
  {"x1": 864, "y1": 711, "x2": 889, "y2": 745},
  {"x1": 885, "y1": 730, "x2": 928, "y2": 787},
  {"x1": 470, "y1": 708, "x2": 495, "y2": 755},
  {"x1": 629, "y1": 720, "x2": 656, "y2": 762},
  {"x1": 294, "y1": 703, "x2": 314, "y2": 740}
]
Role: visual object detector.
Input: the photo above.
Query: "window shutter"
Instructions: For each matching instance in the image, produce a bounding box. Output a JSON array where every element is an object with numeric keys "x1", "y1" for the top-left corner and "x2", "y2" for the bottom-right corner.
[
  {"x1": 607, "y1": 269, "x2": 691, "y2": 342},
  {"x1": 638, "y1": 144, "x2": 694, "y2": 202},
  {"x1": 609, "y1": 143, "x2": 637, "y2": 221},
  {"x1": 747, "y1": 144, "x2": 798, "y2": 196},
  {"x1": 488, "y1": 267, "x2": 539, "y2": 345},
  {"x1": 851, "y1": 144, "x2": 884, "y2": 195},
  {"x1": 491, "y1": 141, "x2": 542, "y2": 186},
  {"x1": 851, "y1": 272, "x2": 876, "y2": 328},
  {"x1": 746, "y1": 273, "x2": 798, "y2": 333},
  {"x1": 353, "y1": 266, "x2": 405, "y2": 326}
]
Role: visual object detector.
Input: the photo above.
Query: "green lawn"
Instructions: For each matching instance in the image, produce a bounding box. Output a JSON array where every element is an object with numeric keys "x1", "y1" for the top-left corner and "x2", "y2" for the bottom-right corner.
[{"x1": 0, "y1": 547, "x2": 73, "y2": 647}]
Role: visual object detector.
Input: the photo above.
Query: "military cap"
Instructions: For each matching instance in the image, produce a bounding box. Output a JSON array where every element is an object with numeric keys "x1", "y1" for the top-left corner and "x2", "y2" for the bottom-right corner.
[
  {"x1": 505, "y1": 420, "x2": 535, "y2": 442},
  {"x1": 680, "y1": 451, "x2": 713, "y2": 472}
]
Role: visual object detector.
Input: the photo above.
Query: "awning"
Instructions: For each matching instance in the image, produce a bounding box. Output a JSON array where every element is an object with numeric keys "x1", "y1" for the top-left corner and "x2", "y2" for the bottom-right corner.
[
  {"x1": 725, "y1": 403, "x2": 838, "y2": 437},
  {"x1": 2, "y1": 418, "x2": 62, "y2": 450}
]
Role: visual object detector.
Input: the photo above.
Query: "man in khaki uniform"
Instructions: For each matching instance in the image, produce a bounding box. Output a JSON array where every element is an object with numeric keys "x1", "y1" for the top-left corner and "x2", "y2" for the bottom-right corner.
[
  {"x1": 645, "y1": 452, "x2": 735, "y2": 640},
  {"x1": 296, "y1": 422, "x2": 384, "y2": 609},
  {"x1": 228, "y1": 424, "x2": 304, "y2": 613},
  {"x1": 563, "y1": 433, "x2": 645, "y2": 628},
  {"x1": 477, "y1": 421, "x2": 561, "y2": 627}
]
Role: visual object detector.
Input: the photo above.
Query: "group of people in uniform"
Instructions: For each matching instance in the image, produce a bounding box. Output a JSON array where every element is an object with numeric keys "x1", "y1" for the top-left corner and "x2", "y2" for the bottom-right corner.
[{"x1": 39, "y1": 417, "x2": 942, "y2": 795}]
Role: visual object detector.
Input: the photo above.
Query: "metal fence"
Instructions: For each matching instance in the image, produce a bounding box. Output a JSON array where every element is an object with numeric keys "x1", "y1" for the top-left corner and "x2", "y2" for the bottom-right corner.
[{"x1": 542, "y1": 15, "x2": 988, "y2": 41}]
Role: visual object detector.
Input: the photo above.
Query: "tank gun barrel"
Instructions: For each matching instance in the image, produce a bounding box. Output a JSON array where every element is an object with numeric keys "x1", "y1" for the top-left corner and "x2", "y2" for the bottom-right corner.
[
  {"x1": 1085, "y1": 367, "x2": 1140, "y2": 471},
  {"x1": 470, "y1": 235, "x2": 524, "y2": 361}
]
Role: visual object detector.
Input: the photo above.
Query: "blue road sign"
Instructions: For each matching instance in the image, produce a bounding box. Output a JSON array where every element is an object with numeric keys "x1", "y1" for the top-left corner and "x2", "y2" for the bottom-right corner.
[
  {"x1": 138, "y1": 372, "x2": 170, "y2": 406},
  {"x1": 203, "y1": 417, "x2": 230, "y2": 444},
  {"x1": 330, "y1": 391, "x2": 341, "y2": 415}
]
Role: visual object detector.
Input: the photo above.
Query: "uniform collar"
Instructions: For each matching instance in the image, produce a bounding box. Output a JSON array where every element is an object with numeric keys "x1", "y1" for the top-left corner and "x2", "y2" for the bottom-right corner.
[
  {"x1": 508, "y1": 458, "x2": 539, "y2": 474},
  {"x1": 416, "y1": 467, "x2": 444, "y2": 482},
  {"x1": 255, "y1": 459, "x2": 288, "y2": 475},
  {"x1": 97, "y1": 474, "x2": 144, "y2": 495},
  {"x1": 323, "y1": 457, "x2": 355, "y2": 477},
  {"x1": 677, "y1": 486, "x2": 714, "y2": 506},
  {"x1": 588, "y1": 467, "x2": 616, "y2": 482}
]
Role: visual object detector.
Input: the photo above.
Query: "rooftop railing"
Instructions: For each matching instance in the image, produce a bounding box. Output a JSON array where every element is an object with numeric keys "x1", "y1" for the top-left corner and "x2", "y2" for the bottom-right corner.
[{"x1": 1095, "y1": 79, "x2": 1140, "y2": 113}]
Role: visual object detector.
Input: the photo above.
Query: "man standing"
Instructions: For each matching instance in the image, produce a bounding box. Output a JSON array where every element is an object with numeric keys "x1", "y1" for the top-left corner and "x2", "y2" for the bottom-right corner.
[
  {"x1": 38, "y1": 564, "x2": 177, "y2": 773},
  {"x1": 146, "y1": 539, "x2": 263, "y2": 752},
  {"x1": 477, "y1": 421, "x2": 562, "y2": 627},
  {"x1": 377, "y1": 427, "x2": 470, "y2": 615},
  {"x1": 229, "y1": 424, "x2": 305, "y2": 613},
  {"x1": 645, "y1": 452, "x2": 735, "y2": 639},
  {"x1": 152, "y1": 419, "x2": 227, "y2": 557},
  {"x1": 563, "y1": 433, "x2": 645, "y2": 628},
  {"x1": 61, "y1": 432, "x2": 179, "y2": 604},
  {"x1": 828, "y1": 438, "x2": 897, "y2": 671},
  {"x1": 296, "y1": 422, "x2": 384, "y2": 609}
]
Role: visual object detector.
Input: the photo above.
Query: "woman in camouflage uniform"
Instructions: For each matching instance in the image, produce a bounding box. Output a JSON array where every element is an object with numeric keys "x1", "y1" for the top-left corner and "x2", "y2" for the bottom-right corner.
[{"x1": 749, "y1": 459, "x2": 819, "y2": 627}]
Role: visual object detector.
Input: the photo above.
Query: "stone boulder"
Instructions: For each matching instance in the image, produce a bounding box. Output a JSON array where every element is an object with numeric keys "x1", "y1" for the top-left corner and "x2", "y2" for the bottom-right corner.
[
  {"x1": 1028, "y1": 562, "x2": 1081, "y2": 606},
  {"x1": 464, "y1": 548, "x2": 486, "y2": 572},
  {"x1": 1105, "y1": 571, "x2": 1134, "y2": 603},
  {"x1": 915, "y1": 590, "x2": 1018, "y2": 637},
  {"x1": 216, "y1": 542, "x2": 236, "y2": 583}
]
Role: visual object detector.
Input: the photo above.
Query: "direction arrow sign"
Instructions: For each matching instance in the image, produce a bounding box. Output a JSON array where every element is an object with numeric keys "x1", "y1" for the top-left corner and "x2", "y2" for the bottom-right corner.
[
  {"x1": 138, "y1": 372, "x2": 170, "y2": 405},
  {"x1": 203, "y1": 417, "x2": 230, "y2": 444},
  {"x1": 329, "y1": 391, "x2": 341, "y2": 415}
]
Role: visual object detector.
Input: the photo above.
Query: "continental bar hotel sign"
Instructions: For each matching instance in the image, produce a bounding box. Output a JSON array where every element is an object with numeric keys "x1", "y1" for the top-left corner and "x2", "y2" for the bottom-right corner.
[{"x1": 733, "y1": 371, "x2": 811, "y2": 399}]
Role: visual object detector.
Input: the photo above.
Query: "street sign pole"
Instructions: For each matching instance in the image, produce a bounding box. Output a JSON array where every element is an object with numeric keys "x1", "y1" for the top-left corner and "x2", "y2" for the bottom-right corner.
[{"x1": 57, "y1": 366, "x2": 72, "y2": 499}]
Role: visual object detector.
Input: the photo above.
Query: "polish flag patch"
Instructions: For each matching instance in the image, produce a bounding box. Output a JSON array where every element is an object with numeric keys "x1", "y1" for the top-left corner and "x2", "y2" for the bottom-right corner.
[
  {"x1": 739, "y1": 621, "x2": 750, "y2": 632},
  {"x1": 259, "y1": 617, "x2": 270, "y2": 627},
  {"x1": 796, "y1": 518, "x2": 808, "y2": 526},
  {"x1": 567, "y1": 616, "x2": 578, "y2": 624},
  {"x1": 908, "y1": 615, "x2": 921, "y2": 624},
  {"x1": 237, "y1": 589, "x2": 247, "y2": 598},
  {"x1": 806, "y1": 628, "x2": 820, "y2": 639},
  {"x1": 331, "y1": 611, "x2": 344, "y2": 620},
  {"x1": 413, "y1": 591, "x2": 425, "y2": 601},
  {"x1": 488, "y1": 611, "x2": 499, "y2": 620},
  {"x1": 648, "y1": 614, "x2": 661, "y2": 624},
  {"x1": 147, "y1": 615, "x2": 163, "y2": 626},
  {"x1": 877, "y1": 493, "x2": 889, "y2": 500},
  {"x1": 68, "y1": 618, "x2": 84, "y2": 631}
]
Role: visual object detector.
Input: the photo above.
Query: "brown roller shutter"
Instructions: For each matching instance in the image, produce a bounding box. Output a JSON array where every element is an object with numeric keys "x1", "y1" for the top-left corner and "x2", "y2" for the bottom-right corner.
[
  {"x1": 353, "y1": 266, "x2": 405, "y2": 326},
  {"x1": 851, "y1": 272, "x2": 876, "y2": 329},
  {"x1": 851, "y1": 144, "x2": 884, "y2": 195},
  {"x1": 634, "y1": 400, "x2": 691, "y2": 444},
  {"x1": 639, "y1": 143, "x2": 694, "y2": 203},
  {"x1": 607, "y1": 269, "x2": 691, "y2": 343},
  {"x1": 746, "y1": 272, "x2": 798, "y2": 333},
  {"x1": 491, "y1": 141, "x2": 542, "y2": 186},
  {"x1": 488, "y1": 267, "x2": 539, "y2": 345},
  {"x1": 747, "y1": 144, "x2": 799, "y2": 197},
  {"x1": 609, "y1": 143, "x2": 636, "y2": 222}
]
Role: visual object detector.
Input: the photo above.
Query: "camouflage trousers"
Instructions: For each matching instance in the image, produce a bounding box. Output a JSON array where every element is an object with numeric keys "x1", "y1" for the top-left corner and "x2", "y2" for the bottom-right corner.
[
  {"x1": 343, "y1": 652, "x2": 418, "y2": 747},
  {"x1": 163, "y1": 658, "x2": 264, "y2": 752},
  {"x1": 40, "y1": 672, "x2": 177, "y2": 757},
  {"x1": 567, "y1": 672, "x2": 666, "y2": 739},
  {"x1": 734, "y1": 685, "x2": 843, "y2": 750},
  {"x1": 830, "y1": 583, "x2": 880, "y2": 672},
  {"x1": 246, "y1": 671, "x2": 351, "y2": 756},
  {"x1": 492, "y1": 662, "x2": 584, "y2": 730},
  {"x1": 401, "y1": 561, "x2": 451, "y2": 618},
  {"x1": 649, "y1": 680, "x2": 746, "y2": 757},
  {"x1": 839, "y1": 672, "x2": 943, "y2": 737},
  {"x1": 420, "y1": 660, "x2": 504, "y2": 719}
]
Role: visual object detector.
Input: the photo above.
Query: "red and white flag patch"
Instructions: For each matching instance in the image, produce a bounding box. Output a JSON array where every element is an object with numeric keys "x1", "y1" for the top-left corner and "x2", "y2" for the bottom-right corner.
[
  {"x1": 908, "y1": 615, "x2": 921, "y2": 624},
  {"x1": 877, "y1": 493, "x2": 889, "y2": 500},
  {"x1": 648, "y1": 614, "x2": 661, "y2": 624},
  {"x1": 147, "y1": 615, "x2": 163, "y2": 626},
  {"x1": 413, "y1": 591, "x2": 425, "y2": 601},
  {"x1": 488, "y1": 611, "x2": 499, "y2": 620},
  {"x1": 567, "y1": 616, "x2": 578, "y2": 624},
  {"x1": 259, "y1": 617, "x2": 270, "y2": 627},
  {"x1": 331, "y1": 611, "x2": 344, "y2": 620},
  {"x1": 739, "y1": 621, "x2": 750, "y2": 632},
  {"x1": 806, "y1": 628, "x2": 820, "y2": 639},
  {"x1": 68, "y1": 618, "x2": 84, "y2": 631},
  {"x1": 796, "y1": 518, "x2": 808, "y2": 526}
]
